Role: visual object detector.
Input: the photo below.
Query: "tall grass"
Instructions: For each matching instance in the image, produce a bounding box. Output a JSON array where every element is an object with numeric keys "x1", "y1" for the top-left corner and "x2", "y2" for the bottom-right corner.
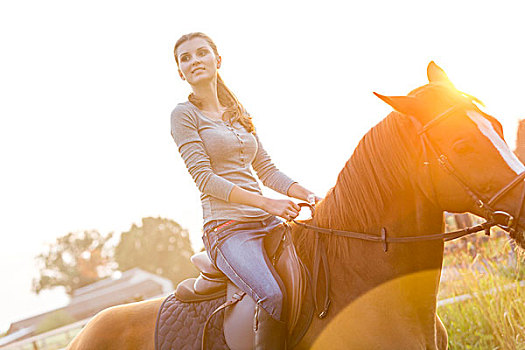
[{"x1": 438, "y1": 231, "x2": 525, "y2": 349}]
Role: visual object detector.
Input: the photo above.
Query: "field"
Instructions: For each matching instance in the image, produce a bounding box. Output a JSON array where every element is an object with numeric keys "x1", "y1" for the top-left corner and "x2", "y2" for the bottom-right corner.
[{"x1": 438, "y1": 222, "x2": 525, "y2": 350}]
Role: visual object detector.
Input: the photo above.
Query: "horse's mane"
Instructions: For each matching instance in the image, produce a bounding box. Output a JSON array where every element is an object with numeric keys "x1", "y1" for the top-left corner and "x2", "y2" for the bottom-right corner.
[
  {"x1": 293, "y1": 83, "x2": 481, "y2": 261},
  {"x1": 294, "y1": 109, "x2": 422, "y2": 259}
]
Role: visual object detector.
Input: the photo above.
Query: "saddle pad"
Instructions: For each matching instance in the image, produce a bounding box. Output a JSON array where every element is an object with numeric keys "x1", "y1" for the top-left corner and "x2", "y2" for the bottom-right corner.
[{"x1": 155, "y1": 293, "x2": 229, "y2": 350}]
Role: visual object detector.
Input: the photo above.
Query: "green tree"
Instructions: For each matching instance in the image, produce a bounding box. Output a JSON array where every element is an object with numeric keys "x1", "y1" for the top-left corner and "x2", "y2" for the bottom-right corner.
[
  {"x1": 114, "y1": 217, "x2": 197, "y2": 285},
  {"x1": 32, "y1": 230, "x2": 114, "y2": 296}
]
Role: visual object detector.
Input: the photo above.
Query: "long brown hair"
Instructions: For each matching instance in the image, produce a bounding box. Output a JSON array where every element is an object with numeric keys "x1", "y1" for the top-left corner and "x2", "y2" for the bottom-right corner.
[{"x1": 174, "y1": 32, "x2": 255, "y2": 133}]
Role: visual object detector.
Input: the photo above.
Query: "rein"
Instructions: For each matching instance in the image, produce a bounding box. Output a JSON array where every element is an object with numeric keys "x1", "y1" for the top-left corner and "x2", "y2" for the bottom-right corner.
[
  {"x1": 294, "y1": 214, "x2": 497, "y2": 248},
  {"x1": 292, "y1": 104, "x2": 525, "y2": 319}
]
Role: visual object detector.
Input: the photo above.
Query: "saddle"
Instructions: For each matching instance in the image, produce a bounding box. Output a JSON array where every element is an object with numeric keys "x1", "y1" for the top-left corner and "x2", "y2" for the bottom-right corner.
[{"x1": 174, "y1": 223, "x2": 308, "y2": 350}]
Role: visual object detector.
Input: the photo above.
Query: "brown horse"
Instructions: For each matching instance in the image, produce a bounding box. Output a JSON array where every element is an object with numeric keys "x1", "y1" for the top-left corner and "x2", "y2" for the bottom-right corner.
[{"x1": 67, "y1": 62, "x2": 525, "y2": 349}]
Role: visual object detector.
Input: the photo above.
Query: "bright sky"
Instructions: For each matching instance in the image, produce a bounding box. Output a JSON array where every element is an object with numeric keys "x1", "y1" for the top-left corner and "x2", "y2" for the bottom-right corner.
[{"x1": 1, "y1": 0, "x2": 524, "y2": 334}]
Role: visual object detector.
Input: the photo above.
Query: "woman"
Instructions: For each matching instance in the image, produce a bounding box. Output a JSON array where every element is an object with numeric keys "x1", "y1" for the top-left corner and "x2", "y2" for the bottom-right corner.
[{"x1": 170, "y1": 32, "x2": 320, "y2": 349}]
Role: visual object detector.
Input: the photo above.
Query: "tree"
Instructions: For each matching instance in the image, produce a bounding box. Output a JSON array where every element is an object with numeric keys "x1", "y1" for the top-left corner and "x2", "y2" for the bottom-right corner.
[
  {"x1": 114, "y1": 217, "x2": 197, "y2": 285},
  {"x1": 32, "y1": 230, "x2": 114, "y2": 296}
]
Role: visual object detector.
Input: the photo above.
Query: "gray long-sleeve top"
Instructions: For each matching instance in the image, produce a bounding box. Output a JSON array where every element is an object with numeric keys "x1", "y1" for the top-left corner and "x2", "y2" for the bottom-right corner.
[{"x1": 170, "y1": 101, "x2": 296, "y2": 225}]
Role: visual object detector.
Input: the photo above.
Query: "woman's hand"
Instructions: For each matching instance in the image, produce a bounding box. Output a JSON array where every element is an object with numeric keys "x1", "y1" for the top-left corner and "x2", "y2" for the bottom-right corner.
[
  {"x1": 263, "y1": 198, "x2": 301, "y2": 221},
  {"x1": 306, "y1": 193, "x2": 323, "y2": 205},
  {"x1": 227, "y1": 185, "x2": 319, "y2": 221},
  {"x1": 287, "y1": 183, "x2": 323, "y2": 205}
]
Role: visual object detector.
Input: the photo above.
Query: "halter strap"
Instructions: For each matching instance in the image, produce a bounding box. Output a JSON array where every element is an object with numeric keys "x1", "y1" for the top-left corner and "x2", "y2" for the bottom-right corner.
[
  {"x1": 417, "y1": 106, "x2": 457, "y2": 135},
  {"x1": 488, "y1": 172, "x2": 525, "y2": 207}
]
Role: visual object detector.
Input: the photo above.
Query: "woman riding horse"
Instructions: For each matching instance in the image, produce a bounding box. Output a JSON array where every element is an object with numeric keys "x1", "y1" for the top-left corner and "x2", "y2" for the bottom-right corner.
[
  {"x1": 66, "y1": 61, "x2": 525, "y2": 350},
  {"x1": 171, "y1": 32, "x2": 321, "y2": 349}
]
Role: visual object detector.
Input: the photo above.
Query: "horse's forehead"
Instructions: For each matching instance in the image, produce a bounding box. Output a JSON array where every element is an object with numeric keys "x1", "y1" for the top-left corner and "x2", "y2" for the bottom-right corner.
[{"x1": 467, "y1": 110, "x2": 525, "y2": 175}]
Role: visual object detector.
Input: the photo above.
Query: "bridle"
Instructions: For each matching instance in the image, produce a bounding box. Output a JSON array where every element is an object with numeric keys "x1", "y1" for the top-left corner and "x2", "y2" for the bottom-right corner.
[
  {"x1": 291, "y1": 103, "x2": 525, "y2": 319},
  {"x1": 415, "y1": 104, "x2": 525, "y2": 235}
]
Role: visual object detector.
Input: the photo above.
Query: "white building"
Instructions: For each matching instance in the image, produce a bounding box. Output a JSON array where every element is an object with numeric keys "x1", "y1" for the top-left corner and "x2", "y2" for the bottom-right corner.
[{"x1": 1, "y1": 268, "x2": 173, "y2": 347}]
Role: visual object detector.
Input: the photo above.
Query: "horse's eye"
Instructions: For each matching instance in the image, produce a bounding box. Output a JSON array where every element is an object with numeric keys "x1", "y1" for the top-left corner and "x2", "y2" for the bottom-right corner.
[{"x1": 453, "y1": 140, "x2": 475, "y2": 154}]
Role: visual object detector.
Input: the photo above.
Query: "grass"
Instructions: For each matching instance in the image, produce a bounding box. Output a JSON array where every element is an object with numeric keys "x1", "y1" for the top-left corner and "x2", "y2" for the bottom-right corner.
[
  {"x1": 9, "y1": 327, "x2": 83, "y2": 350},
  {"x1": 438, "y1": 230, "x2": 525, "y2": 349}
]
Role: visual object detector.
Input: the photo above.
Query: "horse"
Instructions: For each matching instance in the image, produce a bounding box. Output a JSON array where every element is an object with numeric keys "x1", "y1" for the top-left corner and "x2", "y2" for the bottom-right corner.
[{"x1": 66, "y1": 62, "x2": 525, "y2": 349}]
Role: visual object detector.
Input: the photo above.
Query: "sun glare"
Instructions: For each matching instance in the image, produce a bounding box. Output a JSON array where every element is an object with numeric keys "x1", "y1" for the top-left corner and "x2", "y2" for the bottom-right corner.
[{"x1": 449, "y1": 66, "x2": 523, "y2": 149}]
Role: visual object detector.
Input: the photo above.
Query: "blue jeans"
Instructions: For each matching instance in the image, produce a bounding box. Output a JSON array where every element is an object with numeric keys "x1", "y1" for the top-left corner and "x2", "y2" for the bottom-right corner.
[{"x1": 202, "y1": 216, "x2": 287, "y2": 321}]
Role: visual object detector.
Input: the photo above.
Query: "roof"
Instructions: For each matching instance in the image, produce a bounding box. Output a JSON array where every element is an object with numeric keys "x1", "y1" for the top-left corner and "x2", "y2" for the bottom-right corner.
[{"x1": 6, "y1": 268, "x2": 173, "y2": 336}]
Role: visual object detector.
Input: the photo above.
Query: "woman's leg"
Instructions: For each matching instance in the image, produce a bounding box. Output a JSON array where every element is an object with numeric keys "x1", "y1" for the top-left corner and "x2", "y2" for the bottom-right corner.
[
  {"x1": 204, "y1": 217, "x2": 287, "y2": 349},
  {"x1": 214, "y1": 221, "x2": 287, "y2": 321}
]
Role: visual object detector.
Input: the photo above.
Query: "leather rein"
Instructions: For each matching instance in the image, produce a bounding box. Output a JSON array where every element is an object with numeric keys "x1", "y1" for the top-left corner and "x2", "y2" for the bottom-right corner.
[{"x1": 291, "y1": 104, "x2": 525, "y2": 319}]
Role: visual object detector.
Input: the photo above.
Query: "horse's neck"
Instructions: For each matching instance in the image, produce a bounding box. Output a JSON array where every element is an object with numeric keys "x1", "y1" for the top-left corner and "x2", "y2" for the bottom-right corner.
[
  {"x1": 296, "y1": 186, "x2": 445, "y2": 344},
  {"x1": 331, "y1": 186, "x2": 444, "y2": 296}
]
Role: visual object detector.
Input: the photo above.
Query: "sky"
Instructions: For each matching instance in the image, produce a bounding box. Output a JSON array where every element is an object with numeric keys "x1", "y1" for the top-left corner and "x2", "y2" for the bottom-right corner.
[{"x1": 1, "y1": 0, "x2": 524, "y2": 334}]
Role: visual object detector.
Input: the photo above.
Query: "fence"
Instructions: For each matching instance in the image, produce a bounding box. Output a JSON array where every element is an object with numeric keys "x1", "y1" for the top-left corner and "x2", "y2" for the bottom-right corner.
[{"x1": 0, "y1": 318, "x2": 90, "y2": 350}]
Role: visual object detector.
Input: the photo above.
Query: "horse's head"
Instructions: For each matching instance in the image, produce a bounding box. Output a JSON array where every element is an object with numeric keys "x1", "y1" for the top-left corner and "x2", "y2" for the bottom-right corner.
[{"x1": 375, "y1": 62, "x2": 525, "y2": 249}]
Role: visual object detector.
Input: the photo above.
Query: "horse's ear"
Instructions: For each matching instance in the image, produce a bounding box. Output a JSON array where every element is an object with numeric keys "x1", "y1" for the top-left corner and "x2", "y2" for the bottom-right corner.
[
  {"x1": 373, "y1": 92, "x2": 420, "y2": 116},
  {"x1": 427, "y1": 61, "x2": 455, "y2": 88}
]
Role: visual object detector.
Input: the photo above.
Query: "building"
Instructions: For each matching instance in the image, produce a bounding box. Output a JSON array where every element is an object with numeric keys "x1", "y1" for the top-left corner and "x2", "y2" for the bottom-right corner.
[{"x1": 1, "y1": 268, "x2": 173, "y2": 346}]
